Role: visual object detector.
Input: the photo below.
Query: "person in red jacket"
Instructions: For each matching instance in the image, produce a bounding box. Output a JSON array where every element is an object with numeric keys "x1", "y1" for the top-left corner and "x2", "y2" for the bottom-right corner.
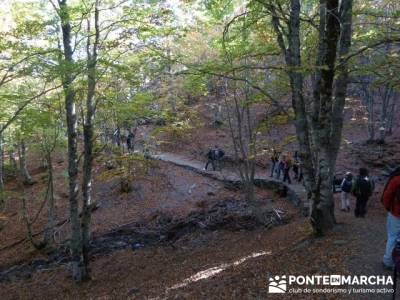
[{"x1": 382, "y1": 167, "x2": 400, "y2": 269}]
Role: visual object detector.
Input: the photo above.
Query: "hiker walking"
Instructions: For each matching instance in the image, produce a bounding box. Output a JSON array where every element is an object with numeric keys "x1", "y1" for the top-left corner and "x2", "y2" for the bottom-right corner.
[
  {"x1": 276, "y1": 155, "x2": 285, "y2": 180},
  {"x1": 204, "y1": 145, "x2": 224, "y2": 171},
  {"x1": 340, "y1": 172, "x2": 353, "y2": 212},
  {"x1": 282, "y1": 155, "x2": 292, "y2": 184},
  {"x1": 270, "y1": 149, "x2": 279, "y2": 178},
  {"x1": 352, "y1": 168, "x2": 374, "y2": 218},
  {"x1": 126, "y1": 129, "x2": 135, "y2": 152},
  {"x1": 113, "y1": 127, "x2": 121, "y2": 147},
  {"x1": 297, "y1": 159, "x2": 303, "y2": 182},
  {"x1": 292, "y1": 151, "x2": 300, "y2": 180},
  {"x1": 382, "y1": 167, "x2": 400, "y2": 270}
]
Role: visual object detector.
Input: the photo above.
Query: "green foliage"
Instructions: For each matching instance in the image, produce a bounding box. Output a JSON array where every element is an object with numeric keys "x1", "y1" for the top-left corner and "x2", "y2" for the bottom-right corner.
[
  {"x1": 202, "y1": 0, "x2": 235, "y2": 20},
  {"x1": 98, "y1": 151, "x2": 155, "y2": 184},
  {"x1": 113, "y1": 92, "x2": 154, "y2": 126},
  {"x1": 182, "y1": 74, "x2": 208, "y2": 98}
]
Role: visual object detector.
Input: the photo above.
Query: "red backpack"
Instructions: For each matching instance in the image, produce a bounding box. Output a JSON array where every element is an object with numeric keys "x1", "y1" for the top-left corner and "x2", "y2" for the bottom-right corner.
[{"x1": 382, "y1": 175, "x2": 400, "y2": 215}]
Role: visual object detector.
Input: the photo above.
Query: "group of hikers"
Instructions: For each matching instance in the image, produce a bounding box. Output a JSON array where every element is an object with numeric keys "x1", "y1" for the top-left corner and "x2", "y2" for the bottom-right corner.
[
  {"x1": 203, "y1": 145, "x2": 400, "y2": 272},
  {"x1": 203, "y1": 147, "x2": 303, "y2": 183},
  {"x1": 327, "y1": 166, "x2": 400, "y2": 273},
  {"x1": 338, "y1": 168, "x2": 375, "y2": 217},
  {"x1": 269, "y1": 150, "x2": 302, "y2": 184},
  {"x1": 204, "y1": 145, "x2": 225, "y2": 171},
  {"x1": 113, "y1": 127, "x2": 136, "y2": 152}
]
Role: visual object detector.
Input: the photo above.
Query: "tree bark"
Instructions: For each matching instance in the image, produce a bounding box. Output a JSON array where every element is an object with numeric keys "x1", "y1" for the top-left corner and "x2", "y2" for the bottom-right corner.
[
  {"x1": 378, "y1": 84, "x2": 393, "y2": 143},
  {"x1": 387, "y1": 95, "x2": 396, "y2": 135},
  {"x1": 18, "y1": 140, "x2": 33, "y2": 185},
  {"x1": 363, "y1": 82, "x2": 375, "y2": 142},
  {"x1": 265, "y1": 0, "x2": 353, "y2": 235},
  {"x1": 9, "y1": 148, "x2": 17, "y2": 170},
  {"x1": 57, "y1": 0, "x2": 84, "y2": 282},
  {"x1": 0, "y1": 134, "x2": 4, "y2": 208},
  {"x1": 43, "y1": 151, "x2": 55, "y2": 247},
  {"x1": 81, "y1": 1, "x2": 99, "y2": 277}
]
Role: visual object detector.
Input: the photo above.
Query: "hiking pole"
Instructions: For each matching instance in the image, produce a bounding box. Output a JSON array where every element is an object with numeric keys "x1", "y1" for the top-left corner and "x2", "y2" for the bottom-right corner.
[{"x1": 394, "y1": 269, "x2": 397, "y2": 300}]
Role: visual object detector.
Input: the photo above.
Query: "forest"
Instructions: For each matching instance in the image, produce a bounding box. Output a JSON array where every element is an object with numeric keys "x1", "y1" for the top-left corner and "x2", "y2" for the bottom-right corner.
[{"x1": 0, "y1": 0, "x2": 400, "y2": 299}]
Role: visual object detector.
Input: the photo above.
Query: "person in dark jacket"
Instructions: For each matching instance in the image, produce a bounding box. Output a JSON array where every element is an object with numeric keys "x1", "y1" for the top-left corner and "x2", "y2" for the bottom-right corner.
[
  {"x1": 382, "y1": 167, "x2": 400, "y2": 269},
  {"x1": 276, "y1": 155, "x2": 285, "y2": 180},
  {"x1": 114, "y1": 127, "x2": 121, "y2": 147},
  {"x1": 204, "y1": 145, "x2": 224, "y2": 171},
  {"x1": 126, "y1": 130, "x2": 135, "y2": 152},
  {"x1": 340, "y1": 172, "x2": 353, "y2": 212},
  {"x1": 270, "y1": 149, "x2": 279, "y2": 177},
  {"x1": 298, "y1": 161, "x2": 303, "y2": 182},
  {"x1": 292, "y1": 151, "x2": 299, "y2": 180},
  {"x1": 282, "y1": 155, "x2": 292, "y2": 184},
  {"x1": 352, "y1": 168, "x2": 374, "y2": 218}
]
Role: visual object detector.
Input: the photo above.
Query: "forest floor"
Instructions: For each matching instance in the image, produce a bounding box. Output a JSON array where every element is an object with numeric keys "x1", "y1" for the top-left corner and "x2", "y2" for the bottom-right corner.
[
  {"x1": 1, "y1": 97, "x2": 400, "y2": 299},
  {"x1": 0, "y1": 149, "x2": 397, "y2": 299}
]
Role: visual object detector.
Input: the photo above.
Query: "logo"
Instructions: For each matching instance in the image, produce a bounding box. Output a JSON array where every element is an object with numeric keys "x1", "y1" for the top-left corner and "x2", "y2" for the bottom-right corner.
[
  {"x1": 330, "y1": 275, "x2": 341, "y2": 285},
  {"x1": 267, "y1": 274, "x2": 394, "y2": 295},
  {"x1": 268, "y1": 275, "x2": 287, "y2": 293}
]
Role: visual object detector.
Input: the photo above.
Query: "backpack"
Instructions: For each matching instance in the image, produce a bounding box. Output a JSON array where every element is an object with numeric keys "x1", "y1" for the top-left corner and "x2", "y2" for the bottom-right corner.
[
  {"x1": 395, "y1": 183, "x2": 400, "y2": 203},
  {"x1": 382, "y1": 170, "x2": 400, "y2": 212},
  {"x1": 217, "y1": 149, "x2": 225, "y2": 159},
  {"x1": 341, "y1": 179, "x2": 352, "y2": 193},
  {"x1": 353, "y1": 176, "x2": 373, "y2": 198},
  {"x1": 208, "y1": 149, "x2": 221, "y2": 160},
  {"x1": 284, "y1": 160, "x2": 292, "y2": 170},
  {"x1": 389, "y1": 169, "x2": 400, "y2": 201},
  {"x1": 207, "y1": 149, "x2": 214, "y2": 159}
]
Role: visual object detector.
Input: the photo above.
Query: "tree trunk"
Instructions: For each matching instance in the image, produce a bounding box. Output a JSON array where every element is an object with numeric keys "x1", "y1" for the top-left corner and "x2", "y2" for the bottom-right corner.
[
  {"x1": 9, "y1": 148, "x2": 17, "y2": 170},
  {"x1": 387, "y1": 97, "x2": 396, "y2": 135},
  {"x1": 18, "y1": 140, "x2": 33, "y2": 185},
  {"x1": 167, "y1": 48, "x2": 176, "y2": 116},
  {"x1": 43, "y1": 151, "x2": 55, "y2": 247},
  {"x1": 81, "y1": 1, "x2": 99, "y2": 277},
  {"x1": 0, "y1": 134, "x2": 4, "y2": 208},
  {"x1": 361, "y1": 81, "x2": 375, "y2": 142},
  {"x1": 21, "y1": 196, "x2": 38, "y2": 248},
  {"x1": 58, "y1": 0, "x2": 85, "y2": 282},
  {"x1": 378, "y1": 84, "x2": 393, "y2": 143},
  {"x1": 266, "y1": 0, "x2": 353, "y2": 235}
]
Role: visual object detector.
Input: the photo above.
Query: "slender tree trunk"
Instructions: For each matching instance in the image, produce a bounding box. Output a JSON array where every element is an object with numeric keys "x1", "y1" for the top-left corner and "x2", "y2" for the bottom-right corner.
[
  {"x1": 368, "y1": 92, "x2": 375, "y2": 142},
  {"x1": 58, "y1": 0, "x2": 84, "y2": 282},
  {"x1": 362, "y1": 82, "x2": 375, "y2": 142},
  {"x1": 387, "y1": 97, "x2": 396, "y2": 135},
  {"x1": 21, "y1": 196, "x2": 37, "y2": 248},
  {"x1": 0, "y1": 134, "x2": 4, "y2": 208},
  {"x1": 167, "y1": 48, "x2": 176, "y2": 116},
  {"x1": 81, "y1": 1, "x2": 99, "y2": 277},
  {"x1": 18, "y1": 140, "x2": 33, "y2": 185},
  {"x1": 9, "y1": 148, "x2": 17, "y2": 170},
  {"x1": 378, "y1": 84, "x2": 392, "y2": 143},
  {"x1": 266, "y1": 0, "x2": 353, "y2": 235},
  {"x1": 43, "y1": 151, "x2": 55, "y2": 247}
]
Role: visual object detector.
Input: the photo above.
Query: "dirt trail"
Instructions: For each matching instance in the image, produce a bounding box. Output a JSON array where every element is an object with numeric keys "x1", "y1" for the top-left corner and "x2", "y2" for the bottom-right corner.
[
  {"x1": 336, "y1": 205, "x2": 394, "y2": 299},
  {"x1": 153, "y1": 152, "x2": 307, "y2": 209},
  {"x1": 1, "y1": 151, "x2": 395, "y2": 299},
  {"x1": 154, "y1": 152, "x2": 397, "y2": 299}
]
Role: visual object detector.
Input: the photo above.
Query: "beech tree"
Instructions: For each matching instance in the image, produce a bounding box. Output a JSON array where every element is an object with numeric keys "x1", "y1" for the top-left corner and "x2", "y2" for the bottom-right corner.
[
  {"x1": 251, "y1": 0, "x2": 353, "y2": 235},
  {"x1": 54, "y1": 0, "x2": 85, "y2": 281}
]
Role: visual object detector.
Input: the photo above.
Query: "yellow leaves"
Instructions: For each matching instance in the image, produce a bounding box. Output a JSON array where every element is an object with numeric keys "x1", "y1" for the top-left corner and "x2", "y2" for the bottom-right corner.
[
  {"x1": 282, "y1": 135, "x2": 297, "y2": 146},
  {"x1": 97, "y1": 152, "x2": 155, "y2": 184},
  {"x1": 270, "y1": 113, "x2": 292, "y2": 126}
]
